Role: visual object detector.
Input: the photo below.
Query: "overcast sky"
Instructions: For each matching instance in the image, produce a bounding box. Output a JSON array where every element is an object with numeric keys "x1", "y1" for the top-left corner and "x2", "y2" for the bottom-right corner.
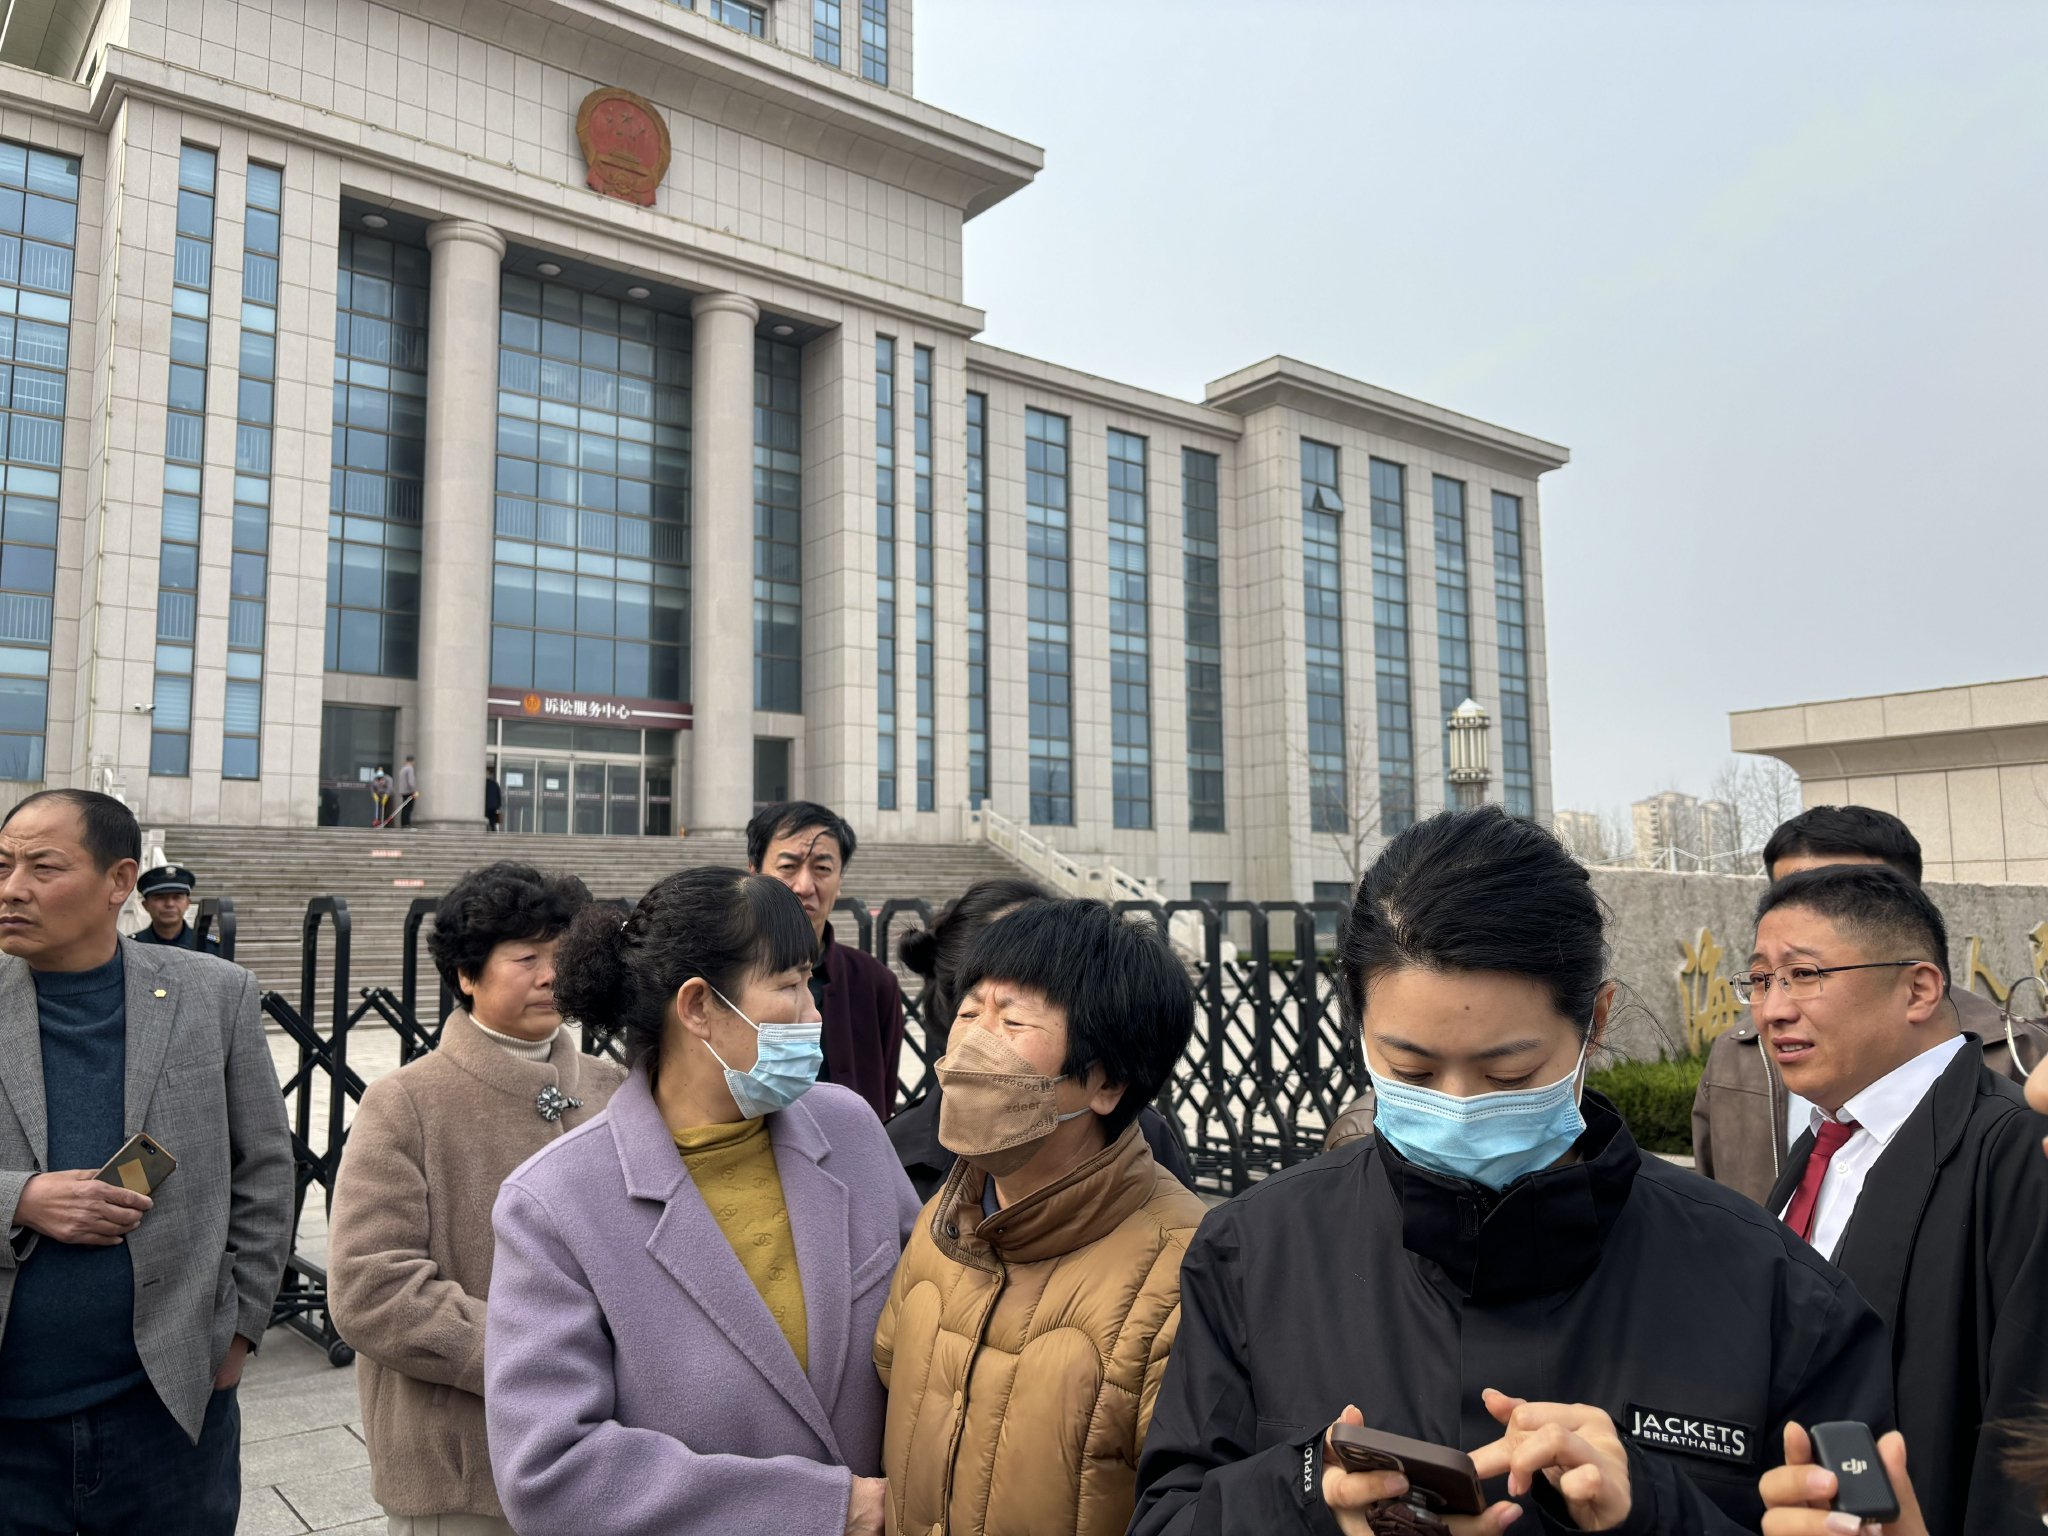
[{"x1": 917, "y1": 0, "x2": 2048, "y2": 819}]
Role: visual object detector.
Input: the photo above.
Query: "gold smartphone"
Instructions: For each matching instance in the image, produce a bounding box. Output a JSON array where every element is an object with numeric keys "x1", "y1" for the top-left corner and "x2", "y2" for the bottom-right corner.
[{"x1": 96, "y1": 1132, "x2": 177, "y2": 1195}]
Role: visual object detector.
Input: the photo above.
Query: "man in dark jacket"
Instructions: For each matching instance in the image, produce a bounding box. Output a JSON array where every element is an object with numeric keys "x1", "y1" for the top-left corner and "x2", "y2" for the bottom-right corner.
[
  {"x1": 1750, "y1": 863, "x2": 2048, "y2": 1535},
  {"x1": 1694, "y1": 805, "x2": 2047, "y2": 1205},
  {"x1": 747, "y1": 800, "x2": 905, "y2": 1121},
  {"x1": 130, "y1": 865, "x2": 219, "y2": 953}
]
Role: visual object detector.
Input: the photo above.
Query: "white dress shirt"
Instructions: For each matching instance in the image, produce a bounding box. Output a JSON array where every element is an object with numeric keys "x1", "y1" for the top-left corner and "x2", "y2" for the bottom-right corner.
[{"x1": 1781, "y1": 1035, "x2": 1968, "y2": 1261}]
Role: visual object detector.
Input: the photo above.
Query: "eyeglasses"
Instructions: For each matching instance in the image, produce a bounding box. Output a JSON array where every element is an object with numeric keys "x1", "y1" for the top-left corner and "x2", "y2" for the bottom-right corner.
[{"x1": 1731, "y1": 960, "x2": 1931, "y2": 1005}]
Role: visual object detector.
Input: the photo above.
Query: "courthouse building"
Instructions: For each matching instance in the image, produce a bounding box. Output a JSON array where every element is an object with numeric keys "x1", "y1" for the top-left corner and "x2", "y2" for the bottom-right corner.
[{"x1": 0, "y1": 0, "x2": 1567, "y2": 900}]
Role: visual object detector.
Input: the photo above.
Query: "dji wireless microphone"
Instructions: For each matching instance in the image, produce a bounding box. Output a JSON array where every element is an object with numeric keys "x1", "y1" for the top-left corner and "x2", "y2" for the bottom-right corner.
[{"x1": 1808, "y1": 1422, "x2": 1901, "y2": 1524}]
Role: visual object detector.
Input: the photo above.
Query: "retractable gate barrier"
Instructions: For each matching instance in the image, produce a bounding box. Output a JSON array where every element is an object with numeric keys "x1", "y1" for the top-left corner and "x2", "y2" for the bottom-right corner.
[{"x1": 265, "y1": 890, "x2": 1371, "y2": 1364}]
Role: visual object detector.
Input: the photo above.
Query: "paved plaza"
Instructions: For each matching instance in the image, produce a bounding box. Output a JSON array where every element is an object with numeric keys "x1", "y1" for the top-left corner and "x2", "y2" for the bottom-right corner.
[{"x1": 239, "y1": 1026, "x2": 404, "y2": 1533}]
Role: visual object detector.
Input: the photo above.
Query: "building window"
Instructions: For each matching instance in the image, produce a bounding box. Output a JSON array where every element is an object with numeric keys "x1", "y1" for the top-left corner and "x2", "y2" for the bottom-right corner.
[
  {"x1": 491, "y1": 277, "x2": 691, "y2": 707},
  {"x1": 1494, "y1": 491, "x2": 1534, "y2": 817},
  {"x1": 813, "y1": 0, "x2": 842, "y2": 64},
  {"x1": 1190, "y1": 880, "x2": 1229, "y2": 914},
  {"x1": 0, "y1": 140, "x2": 77, "y2": 782},
  {"x1": 859, "y1": 0, "x2": 888, "y2": 83},
  {"x1": 152, "y1": 144, "x2": 217, "y2": 778},
  {"x1": 1026, "y1": 408, "x2": 1071, "y2": 825},
  {"x1": 1108, "y1": 428, "x2": 1151, "y2": 830},
  {"x1": 754, "y1": 337, "x2": 802, "y2": 713},
  {"x1": 754, "y1": 736, "x2": 792, "y2": 804},
  {"x1": 966, "y1": 391, "x2": 988, "y2": 806},
  {"x1": 708, "y1": 0, "x2": 766, "y2": 36},
  {"x1": 874, "y1": 337, "x2": 896, "y2": 809},
  {"x1": 1301, "y1": 440, "x2": 1346, "y2": 835},
  {"x1": 1182, "y1": 449, "x2": 1224, "y2": 832},
  {"x1": 329, "y1": 229, "x2": 428, "y2": 678},
  {"x1": 912, "y1": 346, "x2": 935, "y2": 812},
  {"x1": 1312, "y1": 879, "x2": 1353, "y2": 944},
  {"x1": 1370, "y1": 457, "x2": 1415, "y2": 835},
  {"x1": 1433, "y1": 475, "x2": 1470, "y2": 773},
  {"x1": 222, "y1": 162, "x2": 284, "y2": 781}
]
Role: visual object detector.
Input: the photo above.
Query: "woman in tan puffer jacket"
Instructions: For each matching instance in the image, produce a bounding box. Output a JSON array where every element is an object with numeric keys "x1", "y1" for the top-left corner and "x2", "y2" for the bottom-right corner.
[{"x1": 875, "y1": 898, "x2": 1207, "y2": 1536}]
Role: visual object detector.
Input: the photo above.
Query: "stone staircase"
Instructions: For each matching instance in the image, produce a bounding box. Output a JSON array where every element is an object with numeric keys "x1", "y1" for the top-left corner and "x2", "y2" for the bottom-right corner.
[{"x1": 158, "y1": 824, "x2": 1028, "y2": 1001}]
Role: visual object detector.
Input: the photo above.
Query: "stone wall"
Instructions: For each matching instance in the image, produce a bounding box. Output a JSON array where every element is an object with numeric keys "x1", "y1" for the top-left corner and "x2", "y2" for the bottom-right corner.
[{"x1": 1588, "y1": 869, "x2": 2048, "y2": 1062}]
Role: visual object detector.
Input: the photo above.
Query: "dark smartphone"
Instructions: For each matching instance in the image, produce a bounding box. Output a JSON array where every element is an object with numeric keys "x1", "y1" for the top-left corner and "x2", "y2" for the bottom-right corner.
[
  {"x1": 1808, "y1": 1422, "x2": 1900, "y2": 1524},
  {"x1": 96, "y1": 1132, "x2": 177, "y2": 1196},
  {"x1": 1327, "y1": 1423, "x2": 1486, "y2": 1519}
]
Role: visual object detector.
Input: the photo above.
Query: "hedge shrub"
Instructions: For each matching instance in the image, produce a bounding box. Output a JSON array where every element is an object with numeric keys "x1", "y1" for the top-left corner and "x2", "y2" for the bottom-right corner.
[{"x1": 1587, "y1": 1055, "x2": 1705, "y2": 1155}]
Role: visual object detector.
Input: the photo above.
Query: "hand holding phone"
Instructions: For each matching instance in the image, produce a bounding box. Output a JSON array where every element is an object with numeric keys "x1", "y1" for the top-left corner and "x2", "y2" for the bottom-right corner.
[
  {"x1": 97, "y1": 1132, "x2": 177, "y2": 1196},
  {"x1": 15, "y1": 1168, "x2": 152, "y2": 1246}
]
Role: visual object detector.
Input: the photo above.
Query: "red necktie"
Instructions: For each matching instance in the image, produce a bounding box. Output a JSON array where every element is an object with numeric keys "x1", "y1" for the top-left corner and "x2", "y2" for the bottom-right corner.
[{"x1": 1784, "y1": 1116, "x2": 1858, "y2": 1243}]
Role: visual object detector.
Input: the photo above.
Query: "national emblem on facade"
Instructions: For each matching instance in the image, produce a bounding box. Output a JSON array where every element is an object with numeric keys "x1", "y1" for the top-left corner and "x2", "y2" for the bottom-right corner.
[{"x1": 576, "y1": 88, "x2": 671, "y2": 206}]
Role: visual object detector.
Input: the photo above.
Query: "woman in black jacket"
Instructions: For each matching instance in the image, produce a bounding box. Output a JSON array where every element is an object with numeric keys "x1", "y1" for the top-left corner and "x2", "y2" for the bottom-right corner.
[
  {"x1": 887, "y1": 877, "x2": 1195, "y2": 1200},
  {"x1": 1131, "y1": 807, "x2": 1895, "y2": 1536}
]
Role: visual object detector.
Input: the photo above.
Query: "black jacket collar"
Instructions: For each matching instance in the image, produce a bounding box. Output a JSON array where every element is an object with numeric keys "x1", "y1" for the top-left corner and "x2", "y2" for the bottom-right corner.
[{"x1": 1375, "y1": 1092, "x2": 1640, "y2": 1303}]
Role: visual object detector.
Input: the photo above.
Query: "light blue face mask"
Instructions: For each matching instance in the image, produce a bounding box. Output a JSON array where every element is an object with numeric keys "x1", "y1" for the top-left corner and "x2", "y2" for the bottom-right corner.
[
  {"x1": 704, "y1": 985, "x2": 824, "y2": 1119},
  {"x1": 1367, "y1": 1035, "x2": 1592, "y2": 1193}
]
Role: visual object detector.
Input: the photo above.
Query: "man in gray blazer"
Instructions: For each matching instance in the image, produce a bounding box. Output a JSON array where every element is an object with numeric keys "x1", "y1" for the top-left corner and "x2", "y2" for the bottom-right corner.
[{"x1": 0, "y1": 789, "x2": 292, "y2": 1534}]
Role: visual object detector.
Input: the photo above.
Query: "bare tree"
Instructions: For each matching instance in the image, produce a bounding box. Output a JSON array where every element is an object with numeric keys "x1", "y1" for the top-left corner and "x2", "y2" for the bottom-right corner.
[
  {"x1": 1712, "y1": 756, "x2": 1803, "y2": 869},
  {"x1": 1286, "y1": 712, "x2": 1447, "y2": 889}
]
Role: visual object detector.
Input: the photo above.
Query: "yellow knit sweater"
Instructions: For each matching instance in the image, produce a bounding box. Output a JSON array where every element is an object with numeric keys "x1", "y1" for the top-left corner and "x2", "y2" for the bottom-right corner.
[{"x1": 672, "y1": 1116, "x2": 809, "y2": 1371}]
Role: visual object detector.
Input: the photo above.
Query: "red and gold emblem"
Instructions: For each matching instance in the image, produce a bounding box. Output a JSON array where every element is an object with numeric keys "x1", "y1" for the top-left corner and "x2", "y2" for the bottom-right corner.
[{"x1": 576, "y1": 88, "x2": 671, "y2": 207}]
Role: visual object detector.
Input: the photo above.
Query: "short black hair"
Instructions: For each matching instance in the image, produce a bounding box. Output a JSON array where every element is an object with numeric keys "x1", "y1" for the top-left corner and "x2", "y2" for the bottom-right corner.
[
  {"x1": 554, "y1": 867, "x2": 818, "y2": 1068},
  {"x1": 898, "y1": 876, "x2": 1056, "y2": 1036},
  {"x1": 1756, "y1": 863, "x2": 1950, "y2": 984},
  {"x1": 746, "y1": 800, "x2": 858, "y2": 871},
  {"x1": 429, "y1": 862, "x2": 593, "y2": 1005},
  {"x1": 1, "y1": 789, "x2": 140, "y2": 871},
  {"x1": 954, "y1": 898, "x2": 1193, "y2": 1138},
  {"x1": 1763, "y1": 805, "x2": 1923, "y2": 885},
  {"x1": 1339, "y1": 806, "x2": 1609, "y2": 1036}
]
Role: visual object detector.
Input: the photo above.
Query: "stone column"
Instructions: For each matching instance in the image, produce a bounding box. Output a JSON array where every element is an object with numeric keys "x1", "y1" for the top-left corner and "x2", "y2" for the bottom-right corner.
[
  {"x1": 414, "y1": 219, "x2": 505, "y2": 826},
  {"x1": 690, "y1": 292, "x2": 760, "y2": 832}
]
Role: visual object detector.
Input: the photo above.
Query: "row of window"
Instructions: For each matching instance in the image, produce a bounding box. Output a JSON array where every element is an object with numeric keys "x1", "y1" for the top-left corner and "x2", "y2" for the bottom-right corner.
[
  {"x1": 489, "y1": 280, "x2": 693, "y2": 707},
  {"x1": 148, "y1": 146, "x2": 218, "y2": 779},
  {"x1": 0, "y1": 140, "x2": 76, "y2": 782},
  {"x1": 1307, "y1": 439, "x2": 1539, "y2": 835},
  {"x1": 674, "y1": 0, "x2": 889, "y2": 85},
  {"x1": 874, "y1": 336, "x2": 897, "y2": 807}
]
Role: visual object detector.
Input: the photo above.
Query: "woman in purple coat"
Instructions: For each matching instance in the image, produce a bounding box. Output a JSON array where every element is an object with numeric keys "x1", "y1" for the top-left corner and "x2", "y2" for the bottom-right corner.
[{"x1": 484, "y1": 868, "x2": 922, "y2": 1536}]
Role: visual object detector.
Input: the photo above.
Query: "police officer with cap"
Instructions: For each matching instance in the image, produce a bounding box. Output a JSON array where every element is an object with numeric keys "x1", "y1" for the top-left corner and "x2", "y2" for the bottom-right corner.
[{"x1": 132, "y1": 864, "x2": 219, "y2": 951}]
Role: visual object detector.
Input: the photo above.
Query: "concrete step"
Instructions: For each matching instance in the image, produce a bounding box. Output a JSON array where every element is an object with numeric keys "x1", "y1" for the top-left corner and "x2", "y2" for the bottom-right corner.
[{"x1": 159, "y1": 825, "x2": 1028, "y2": 997}]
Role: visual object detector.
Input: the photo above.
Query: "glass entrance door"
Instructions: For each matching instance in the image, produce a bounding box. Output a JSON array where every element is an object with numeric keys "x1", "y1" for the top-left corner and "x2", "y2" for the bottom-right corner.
[
  {"x1": 573, "y1": 764, "x2": 606, "y2": 835},
  {"x1": 607, "y1": 765, "x2": 640, "y2": 835},
  {"x1": 537, "y1": 760, "x2": 571, "y2": 833},
  {"x1": 489, "y1": 720, "x2": 663, "y2": 835},
  {"x1": 501, "y1": 758, "x2": 537, "y2": 833}
]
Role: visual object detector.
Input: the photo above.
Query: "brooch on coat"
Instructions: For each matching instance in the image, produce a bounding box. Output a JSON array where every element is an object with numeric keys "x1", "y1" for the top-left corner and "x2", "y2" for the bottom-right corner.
[{"x1": 535, "y1": 1084, "x2": 582, "y2": 1123}]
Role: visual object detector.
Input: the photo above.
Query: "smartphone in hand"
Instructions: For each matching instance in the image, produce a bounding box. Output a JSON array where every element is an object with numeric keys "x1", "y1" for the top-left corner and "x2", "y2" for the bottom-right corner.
[
  {"x1": 96, "y1": 1132, "x2": 176, "y2": 1196},
  {"x1": 1327, "y1": 1423, "x2": 1486, "y2": 1521}
]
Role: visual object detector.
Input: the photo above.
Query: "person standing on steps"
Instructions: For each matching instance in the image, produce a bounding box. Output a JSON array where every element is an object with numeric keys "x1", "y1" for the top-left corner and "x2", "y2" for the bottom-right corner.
[
  {"x1": 746, "y1": 801, "x2": 905, "y2": 1123},
  {"x1": 130, "y1": 865, "x2": 219, "y2": 953},
  {"x1": 484, "y1": 766, "x2": 502, "y2": 833},
  {"x1": 370, "y1": 766, "x2": 394, "y2": 828},
  {"x1": 396, "y1": 756, "x2": 418, "y2": 830}
]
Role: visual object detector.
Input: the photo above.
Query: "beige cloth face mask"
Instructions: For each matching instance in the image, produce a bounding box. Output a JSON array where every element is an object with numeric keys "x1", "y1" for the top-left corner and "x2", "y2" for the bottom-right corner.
[{"x1": 936, "y1": 1025, "x2": 1089, "y2": 1177}]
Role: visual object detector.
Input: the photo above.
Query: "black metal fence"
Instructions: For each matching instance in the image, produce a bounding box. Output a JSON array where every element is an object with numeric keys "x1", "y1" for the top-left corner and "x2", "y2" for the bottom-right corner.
[{"x1": 264, "y1": 891, "x2": 1363, "y2": 1358}]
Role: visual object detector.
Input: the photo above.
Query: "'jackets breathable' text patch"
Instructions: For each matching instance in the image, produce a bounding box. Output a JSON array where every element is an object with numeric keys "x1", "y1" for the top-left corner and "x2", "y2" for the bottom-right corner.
[{"x1": 1624, "y1": 1404, "x2": 1756, "y2": 1466}]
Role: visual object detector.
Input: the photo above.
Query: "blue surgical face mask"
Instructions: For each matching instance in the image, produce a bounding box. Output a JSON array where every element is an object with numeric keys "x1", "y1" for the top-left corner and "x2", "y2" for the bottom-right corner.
[
  {"x1": 1367, "y1": 1035, "x2": 1592, "y2": 1192},
  {"x1": 704, "y1": 985, "x2": 824, "y2": 1119}
]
